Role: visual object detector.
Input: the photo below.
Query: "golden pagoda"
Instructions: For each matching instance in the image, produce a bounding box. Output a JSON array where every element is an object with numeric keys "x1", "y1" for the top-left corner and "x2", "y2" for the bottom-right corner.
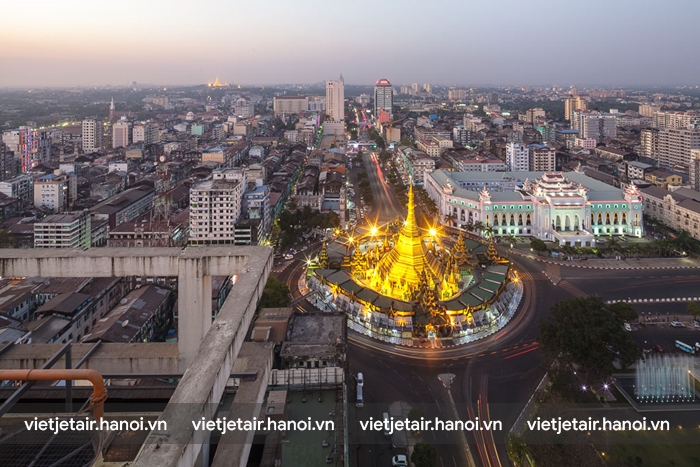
[{"x1": 358, "y1": 184, "x2": 458, "y2": 301}]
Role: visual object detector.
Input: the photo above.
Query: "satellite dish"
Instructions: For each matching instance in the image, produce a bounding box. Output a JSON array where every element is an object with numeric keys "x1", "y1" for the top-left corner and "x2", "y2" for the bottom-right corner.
[
  {"x1": 121, "y1": 320, "x2": 129, "y2": 328},
  {"x1": 159, "y1": 155, "x2": 167, "y2": 163}
]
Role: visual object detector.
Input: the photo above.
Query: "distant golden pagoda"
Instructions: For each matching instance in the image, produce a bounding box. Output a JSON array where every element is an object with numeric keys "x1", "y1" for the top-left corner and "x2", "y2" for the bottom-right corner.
[{"x1": 210, "y1": 77, "x2": 228, "y2": 87}]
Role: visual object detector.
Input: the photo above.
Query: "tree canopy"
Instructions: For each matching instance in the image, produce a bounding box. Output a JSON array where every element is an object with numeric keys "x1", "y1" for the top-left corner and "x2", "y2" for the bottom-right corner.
[
  {"x1": 538, "y1": 296, "x2": 641, "y2": 382},
  {"x1": 411, "y1": 443, "x2": 437, "y2": 467},
  {"x1": 259, "y1": 276, "x2": 290, "y2": 309}
]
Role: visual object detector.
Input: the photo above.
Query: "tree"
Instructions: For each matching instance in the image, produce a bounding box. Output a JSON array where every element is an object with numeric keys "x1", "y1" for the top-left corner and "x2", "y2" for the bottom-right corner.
[
  {"x1": 0, "y1": 230, "x2": 15, "y2": 248},
  {"x1": 538, "y1": 296, "x2": 641, "y2": 383},
  {"x1": 411, "y1": 443, "x2": 437, "y2": 467},
  {"x1": 259, "y1": 276, "x2": 291, "y2": 309},
  {"x1": 530, "y1": 238, "x2": 548, "y2": 255},
  {"x1": 687, "y1": 301, "x2": 700, "y2": 321},
  {"x1": 506, "y1": 434, "x2": 528, "y2": 467}
]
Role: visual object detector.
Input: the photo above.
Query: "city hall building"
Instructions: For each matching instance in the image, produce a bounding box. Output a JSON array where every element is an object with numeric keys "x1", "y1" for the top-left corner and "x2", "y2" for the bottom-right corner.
[{"x1": 424, "y1": 170, "x2": 644, "y2": 246}]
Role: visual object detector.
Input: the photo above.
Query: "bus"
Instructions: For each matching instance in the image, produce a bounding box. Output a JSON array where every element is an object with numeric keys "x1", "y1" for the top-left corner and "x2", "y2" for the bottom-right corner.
[
  {"x1": 675, "y1": 340, "x2": 695, "y2": 354},
  {"x1": 356, "y1": 385, "x2": 364, "y2": 407}
]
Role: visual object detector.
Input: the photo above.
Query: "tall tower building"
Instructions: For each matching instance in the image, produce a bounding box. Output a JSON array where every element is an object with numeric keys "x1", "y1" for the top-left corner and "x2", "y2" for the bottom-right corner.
[
  {"x1": 374, "y1": 78, "x2": 393, "y2": 120},
  {"x1": 82, "y1": 118, "x2": 103, "y2": 153},
  {"x1": 325, "y1": 75, "x2": 345, "y2": 123},
  {"x1": 109, "y1": 97, "x2": 115, "y2": 121},
  {"x1": 564, "y1": 96, "x2": 587, "y2": 121}
]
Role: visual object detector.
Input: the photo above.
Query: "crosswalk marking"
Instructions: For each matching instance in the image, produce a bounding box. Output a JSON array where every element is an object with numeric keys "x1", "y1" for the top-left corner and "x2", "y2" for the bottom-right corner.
[{"x1": 558, "y1": 280, "x2": 588, "y2": 297}]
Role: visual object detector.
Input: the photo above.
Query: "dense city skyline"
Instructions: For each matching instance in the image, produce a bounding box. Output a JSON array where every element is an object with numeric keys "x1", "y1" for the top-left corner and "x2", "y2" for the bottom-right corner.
[{"x1": 2, "y1": 0, "x2": 699, "y2": 87}]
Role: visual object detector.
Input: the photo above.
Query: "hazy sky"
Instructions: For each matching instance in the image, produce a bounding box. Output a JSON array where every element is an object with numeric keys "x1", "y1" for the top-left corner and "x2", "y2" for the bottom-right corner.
[{"x1": 2, "y1": 0, "x2": 698, "y2": 87}]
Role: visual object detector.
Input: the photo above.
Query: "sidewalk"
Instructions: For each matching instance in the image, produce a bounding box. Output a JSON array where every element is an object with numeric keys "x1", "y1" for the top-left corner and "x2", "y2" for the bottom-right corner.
[{"x1": 509, "y1": 247, "x2": 700, "y2": 270}]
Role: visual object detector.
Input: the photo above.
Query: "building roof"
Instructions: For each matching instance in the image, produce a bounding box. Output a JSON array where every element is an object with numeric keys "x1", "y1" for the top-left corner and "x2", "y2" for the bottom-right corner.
[
  {"x1": 91, "y1": 186, "x2": 155, "y2": 216},
  {"x1": 35, "y1": 293, "x2": 92, "y2": 317},
  {"x1": 35, "y1": 212, "x2": 86, "y2": 225}
]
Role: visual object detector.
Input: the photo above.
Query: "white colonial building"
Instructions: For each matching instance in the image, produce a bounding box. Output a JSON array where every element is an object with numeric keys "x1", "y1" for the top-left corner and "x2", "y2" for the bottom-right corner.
[{"x1": 424, "y1": 170, "x2": 644, "y2": 247}]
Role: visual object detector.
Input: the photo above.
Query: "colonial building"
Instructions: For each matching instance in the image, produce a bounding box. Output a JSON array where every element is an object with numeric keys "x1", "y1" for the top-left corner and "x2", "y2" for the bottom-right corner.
[{"x1": 424, "y1": 170, "x2": 644, "y2": 247}]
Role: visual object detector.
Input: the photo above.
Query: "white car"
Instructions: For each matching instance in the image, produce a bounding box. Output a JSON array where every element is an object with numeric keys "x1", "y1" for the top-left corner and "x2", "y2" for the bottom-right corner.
[
  {"x1": 284, "y1": 254, "x2": 293, "y2": 260},
  {"x1": 671, "y1": 321, "x2": 685, "y2": 328},
  {"x1": 392, "y1": 454, "x2": 408, "y2": 466}
]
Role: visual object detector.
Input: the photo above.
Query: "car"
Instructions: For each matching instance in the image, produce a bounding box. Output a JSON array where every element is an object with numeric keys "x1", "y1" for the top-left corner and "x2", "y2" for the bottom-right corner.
[
  {"x1": 653, "y1": 344, "x2": 664, "y2": 353},
  {"x1": 623, "y1": 323, "x2": 632, "y2": 332},
  {"x1": 392, "y1": 455, "x2": 408, "y2": 466},
  {"x1": 284, "y1": 254, "x2": 293, "y2": 260},
  {"x1": 301, "y1": 246, "x2": 308, "y2": 252},
  {"x1": 671, "y1": 321, "x2": 685, "y2": 328},
  {"x1": 693, "y1": 320, "x2": 700, "y2": 328}
]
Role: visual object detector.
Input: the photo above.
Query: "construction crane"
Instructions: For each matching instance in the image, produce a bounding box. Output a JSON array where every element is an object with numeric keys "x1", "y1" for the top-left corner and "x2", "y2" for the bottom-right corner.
[{"x1": 384, "y1": 117, "x2": 406, "y2": 146}]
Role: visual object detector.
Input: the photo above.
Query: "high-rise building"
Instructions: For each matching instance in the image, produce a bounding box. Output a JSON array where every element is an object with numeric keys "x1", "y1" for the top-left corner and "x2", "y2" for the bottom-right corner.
[
  {"x1": 640, "y1": 128, "x2": 659, "y2": 158},
  {"x1": 639, "y1": 104, "x2": 661, "y2": 118},
  {"x1": 0, "y1": 143, "x2": 18, "y2": 181},
  {"x1": 411, "y1": 83, "x2": 419, "y2": 93},
  {"x1": 82, "y1": 118, "x2": 103, "y2": 153},
  {"x1": 452, "y1": 125, "x2": 470, "y2": 145},
  {"x1": 572, "y1": 111, "x2": 616, "y2": 140},
  {"x1": 112, "y1": 117, "x2": 131, "y2": 149},
  {"x1": 325, "y1": 76, "x2": 345, "y2": 123},
  {"x1": 506, "y1": 142, "x2": 530, "y2": 171},
  {"x1": 423, "y1": 83, "x2": 432, "y2": 93},
  {"x1": 132, "y1": 122, "x2": 160, "y2": 145},
  {"x1": 526, "y1": 108, "x2": 545, "y2": 124},
  {"x1": 654, "y1": 128, "x2": 700, "y2": 170},
  {"x1": 189, "y1": 169, "x2": 244, "y2": 244},
  {"x1": 690, "y1": 149, "x2": 700, "y2": 192},
  {"x1": 273, "y1": 96, "x2": 308, "y2": 115},
  {"x1": 529, "y1": 145, "x2": 556, "y2": 172},
  {"x1": 374, "y1": 79, "x2": 393, "y2": 120},
  {"x1": 564, "y1": 96, "x2": 587, "y2": 121},
  {"x1": 34, "y1": 172, "x2": 77, "y2": 212},
  {"x1": 2, "y1": 127, "x2": 50, "y2": 172},
  {"x1": 234, "y1": 98, "x2": 255, "y2": 118},
  {"x1": 34, "y1": 211, "x2": 91, "y2": 249},
  {"x1": 652, "y1": 110, "x2": 700, "y2": 130}
]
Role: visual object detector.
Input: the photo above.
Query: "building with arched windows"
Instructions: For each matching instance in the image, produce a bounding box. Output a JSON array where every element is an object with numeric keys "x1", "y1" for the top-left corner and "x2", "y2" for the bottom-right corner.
[{"x1": 425, "y1": 170, "x2": 644, "y2": 247}]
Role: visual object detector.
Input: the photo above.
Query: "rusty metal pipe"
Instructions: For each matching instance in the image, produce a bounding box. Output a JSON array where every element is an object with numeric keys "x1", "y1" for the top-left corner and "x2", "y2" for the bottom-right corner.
[{"x1": 0, "y1": 369, "x2": 107, "y2": 420}]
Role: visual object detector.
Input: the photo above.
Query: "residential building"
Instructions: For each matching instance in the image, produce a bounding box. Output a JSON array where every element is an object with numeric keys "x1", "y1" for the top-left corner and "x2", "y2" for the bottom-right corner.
[
  {"x1": 189, "y1": 170, "x2": 244, "y2": 244},
  {"x1": 373, "y1": 78, "x2": 393, "y2": 119},
  {"x1": 34, "y1": 211, "x2": 91, "y2": 249},
  {"x1": 112, "y1": 117, "x2": 131, "y2": 148},
  {"x1": 0, "y1": 143, "x2": 19, "y2": 181},
  {"x1": 242, "y1": 184, "x2": 271, "y2": 240},
  {"x1": 640, "y1": 128, "x2": 659, "y2": 158},
  {"x1": 572, "y1": 111, "x2": 616, "y2": 140},
  {"x1": 325, "y1": 76, "x2": 345, "y2": 123},
  {"x1": 33, "y1": 173, "x2": 76, "y2": 212},
  {"x1": 626, "y1": 161, "x2": 654, "y2": 180},
  {"x1": 640, "y1": 186, "x2": 700, "y2": 241},
  {"x1": 639, "y1": 104, "x2": 661, "y2": 118},
  {"x1": 234, "y1": 98, "x2": 255, "y2": 118},
  {"x1": 564, "y1": 96, "x2": 587, "y2": 121},
  {"x1": 273, "y1": 96, "x2": 308, "y2": 115},
  {"x1": 526, "y1": 108, "x2": 545, "y2": 124},
  {"x1": 506, "y1": 142, "x2": 529, "y2": 171},
  {"x1": 424, "y1": 170, "x2": 644, "y2": 246},
  {"x1": 574, "y1": 138, "x2": 597, "y2": 150},
  {"x1": 691, "y1": 149, "x2": 700, "y2": 191},
  {"x1": 529, "y1": 145, "x2": 556, "y2": 172},
  {"x1": 132, "y1": 122, "x2": 159, "y2": 144},
  {"x1": 644, "y1": 171, "x2": 682, "y2": 189},
  {"x1": 653, "y1": 110, "x2": 700, "y2": 130},
  {"x1": 452, "y1": 125, "x2": 470, "y2": 145},
  {"x1": 2, "y1": 127, "x2": 50, "y2": 171},
  {"x1": 90, "y1": 185, "x2": 155, "y2": 228},
  {"x1": 0, "y1": 175, "x2": 33, "y2": 203},
  {"x1": 82, "y1": 118, "x2": 103, "y2": 153},
  {"x1": 654, "y1": 127, "x2": 700, "y2": 170}
]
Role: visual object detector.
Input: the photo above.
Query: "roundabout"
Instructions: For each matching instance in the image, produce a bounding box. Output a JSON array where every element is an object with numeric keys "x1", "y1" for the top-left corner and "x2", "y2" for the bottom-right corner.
[{"x1": 298, "y1": 185, "x2": 525, "y2": 349}]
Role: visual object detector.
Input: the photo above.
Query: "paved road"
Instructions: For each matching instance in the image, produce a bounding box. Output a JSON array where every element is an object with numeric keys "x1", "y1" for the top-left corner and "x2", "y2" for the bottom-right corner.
[{"x1": 363, "y1": 152, "x2": 403, "y2": 222}]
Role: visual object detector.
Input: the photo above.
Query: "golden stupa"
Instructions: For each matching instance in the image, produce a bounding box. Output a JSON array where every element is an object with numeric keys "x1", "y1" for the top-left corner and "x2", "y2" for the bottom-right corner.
[{"x1": 353, "y1": 184, "x2": 468, "y2": 301}]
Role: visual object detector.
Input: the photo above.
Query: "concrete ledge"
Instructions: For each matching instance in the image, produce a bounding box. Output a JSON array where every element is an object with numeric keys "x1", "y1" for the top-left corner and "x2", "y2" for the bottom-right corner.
[{"x1": 133, "y1": 247, "x2": 272, "y2": 467}]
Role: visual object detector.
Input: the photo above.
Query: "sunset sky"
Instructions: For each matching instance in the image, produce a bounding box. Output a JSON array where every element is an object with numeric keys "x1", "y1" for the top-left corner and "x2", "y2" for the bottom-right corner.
[{"x1": 1, "y1": 0, "x2": 698, "y2": 87}]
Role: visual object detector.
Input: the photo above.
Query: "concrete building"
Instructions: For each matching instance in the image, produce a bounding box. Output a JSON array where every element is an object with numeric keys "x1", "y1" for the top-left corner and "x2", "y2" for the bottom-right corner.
[
  {"x1": 33, "y1": 173, "x2": 76, "y2": 212},
  {"x1": 112, "y1": 117, "x2": 131, "y2": 148},
  {"x1": 525, "y1": 108, "x2": 545, "y2": 124},
  {"x1": 189, "y1": 170, "x2": 243, "y2": 244},
  {"x1": 273, "y1": 96, "x2": 308, "y2": 115},
  {"x1": 2, "y1": 127, "x2": 50, "y2": 171},
  {"x1": 691, "y1": 149, "x2": 700, "y2": 191},
  {"x1": 424, "y1": 170, "x2": 644, "y2": 245},
  {"x1": 83, "y1": 285, "x2": 172, "y2": 344},
  {"x1": 90, "y1": 185, "x2": 156, "y2": 228},
  {"x1": 641, "y1": 186, "x2": 700, "y2": 241},
  {"x1": 653, "y1": 110, "x2": 700, "y2": 130},
  {"x1": 242, "y1": 184, "x2": 271, "y2": 240},
  {"x1": 280, "y1": 312, "x2": 346, "y2": 369},
  {"x1": 0, "y1": 174, "x2": 33, "y2": 203},
  {"x1": 626, "y1": 161, "x2": 654, "y2": 180},
  {"x1": 640, "y1": 128, "x2": 659, "y2": 158},
  {"x1": 564, "y1": 96, "x2": 587, "y2": 121},
  {"x1": 234, "y1": 98, "x2": 255, "y2": 119},
  {"x1": 373, "y1": 78, "x2": 393, "y2": 119},
  {"x1": 325, "y1": 76, "x2": 345, "y2": 123},
  {"x1": 82, "y1": 118, "x2": 103, "y2": 153},
  {"x1": 572, "y1": 111, "x2": 617, "y2": 140},
  {"x1": 132, "y1": 122, "x2": 160, "y2": 144},
  {"x1": 34, "y1": 211, "x2": 92, "y2": 248},
  {"x1": 529, "y1": 145, "x2": 556, "y2": 172},
  {"x1": 644, "y1": 171, "x2": 682, "y2": 189},
  {"x1": 639, "y1": 104, "x2": 661, "y2": 118},
  {"x1": 574, "y1": 138, "x2": 597, "y2": 150},
  {"x1": 654, "y1": 127, "x2": 700, "y2": 171},
  {"x1": 506, "y1": 142, "x2": 530, "y2": 171}
]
